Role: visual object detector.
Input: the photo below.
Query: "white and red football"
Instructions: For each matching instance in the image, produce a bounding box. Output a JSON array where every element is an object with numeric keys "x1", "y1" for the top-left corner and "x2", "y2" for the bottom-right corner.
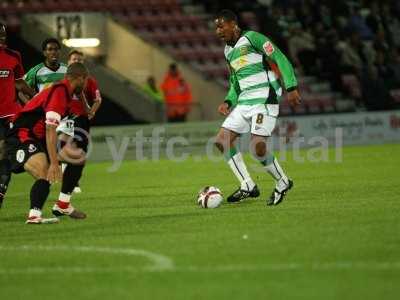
[{"x1": 197, "y1": 186, "x2": 223, "y2": 209}]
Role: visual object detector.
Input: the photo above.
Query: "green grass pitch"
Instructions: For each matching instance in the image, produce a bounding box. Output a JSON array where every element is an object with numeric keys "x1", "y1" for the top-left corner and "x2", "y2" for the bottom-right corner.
[{"x1": 0, "y1": 144, "x2": 399, "y2": 300}]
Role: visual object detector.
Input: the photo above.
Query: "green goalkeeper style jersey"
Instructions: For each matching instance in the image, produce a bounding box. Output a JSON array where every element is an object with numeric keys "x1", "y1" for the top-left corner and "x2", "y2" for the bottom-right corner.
[
  {"x1": 24, "y1": 62, "x2": 67, "y2": 93},
  {"x1": 224, "y1": 31, "x2": 297, "y2": 106}
]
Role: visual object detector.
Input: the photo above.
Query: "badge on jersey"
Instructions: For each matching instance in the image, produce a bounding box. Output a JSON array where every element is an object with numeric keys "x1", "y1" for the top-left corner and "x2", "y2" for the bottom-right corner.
[
  {"x1": 28, "y1": 144, "x2": 37, "y2": 153},
  {"x1": 16, "y1": 150, "x2": 25, "y2": 163},
  {"x1": 263, "y1": 41, "x2": 275, "y2": 56},
  {"x1": 239, "y1": 46, "x2": 248, "y2": 56}
]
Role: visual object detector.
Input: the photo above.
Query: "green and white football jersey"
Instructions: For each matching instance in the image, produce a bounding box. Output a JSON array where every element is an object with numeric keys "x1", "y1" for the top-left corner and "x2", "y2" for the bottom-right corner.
[
  {"x1": 224, "y1": 31, "x2": 297, "y2": 107},
  {"x1": 24, "y1": 62, "x2": 67, "y2": 93}
]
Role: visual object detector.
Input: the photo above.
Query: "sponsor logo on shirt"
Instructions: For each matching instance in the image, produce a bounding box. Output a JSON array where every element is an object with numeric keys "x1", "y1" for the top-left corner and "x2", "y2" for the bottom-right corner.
[
  {"x1": 28, "y1": 144, "x2": 37, "y2": 153},
  {"x1": 239, "y1": 46, "x2": 248, "y2": 56},
  {"x1": 16, "y1": 149, "x2": 25, "y2": 163},
  {"x1": 263, "y1": 41, "x2": 275, "y2": 56},
  {"x1": 0, "y1": 69, "x2": 11, "y2": 78}
]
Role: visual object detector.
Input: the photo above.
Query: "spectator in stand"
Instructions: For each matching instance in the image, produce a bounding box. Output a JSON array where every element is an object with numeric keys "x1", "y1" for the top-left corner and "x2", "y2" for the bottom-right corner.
[
  {"x1": 161, "y1": 64, "x2": 193, "y2": 122},
  {"x1": 374, "y1": 50, "x2": 394, "y2": 88},
  {"x1": 388, "y1": 48, "x2": 400, "y2": 87},
  {"x1": 388, "y1": 21, "x2": 400, "y2": 48},
  {"x1": 366, "y1": 2, "x2": 385, "y2": 34},
  {"x1": 260, "y1": 6, "x2": 287, "y2": 51},
  {"x1": 277, "y1": 7, "x2": 301, "y2": 39},
  {"x1": 381, "y1": 4, "x2": 400, "y2": 47},
  {"x1": 347, "y1": 6, "x2": 374, "y2": 40},
  {"x1": 143, "y1": 76, "x2": 164, "y2": 103},
  {"x1": 317, "y1": 4, "x2": 333, "y2": 28},
  {"x1": 287, "y1": 24, "x2": 316, "y2": 75},
  {"x1": 337, "y1": 31, "x2": 368, "y2": 76},
  {"x1": 297, "y1": 2, "x2": 315, "y2": 29},
  {"x1": 361, "y1": 65, "x2": 393, "y2": 111},
  {"x1": 317, "y1": 28, "x2": 343, "y2": 89},
  {"x1": 373, "y1": 28, "x2": 390, "y2": 53}
]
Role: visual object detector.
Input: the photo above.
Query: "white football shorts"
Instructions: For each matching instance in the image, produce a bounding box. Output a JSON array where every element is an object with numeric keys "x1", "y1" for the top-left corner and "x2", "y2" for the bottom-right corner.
[{"x1": 222, "y1": 104, "x2": 279, "y2": 136}]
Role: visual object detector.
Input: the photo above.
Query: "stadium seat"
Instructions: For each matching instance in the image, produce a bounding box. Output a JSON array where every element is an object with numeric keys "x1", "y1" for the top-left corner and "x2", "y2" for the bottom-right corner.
[
  {"x1": 82, "y1": 0, "x2": 114, "y2": 12},
  {"x1": 128, "y1": 14, "x2": 153, "y2": 30},
  {"x1": 24, "y1": 0, "x2": 43, "y2": 13},
  {"x1": 240, "y1": 11, "x2": 260, "y2": 31},
  {"x1": 0, "y1": 2, "x2": 16, "y2": 14},
  {"x1": 279, "y1": 100, "x2": 292, "y2": 116},
  {"x1": 170, "y1": 47, "x2": 198, "y2": 62},
  {"x1": 341, "y1": 74, "x2": 362, "y2": 99},
  {"x1": 148, "y1": 30, "x2": 172, "y2": 45},
  {"x1": 335, "y1": 99, "x2": 356, "y2": 112},
  {"x1": 293, "y1": 102, "x2": 307, "y2": 115},
  {"x1": 4, "y1": 14, "x2": 21, "y2": 32},
  {"x1": 305, "y1": 98, "x2": 322, "y2": 114},
  {"x1": 319, "y1": 95, "x2": 336, "y2": 113},
  {"x1": 390, "y1": 89, "x2": 400, "y2": 103}
]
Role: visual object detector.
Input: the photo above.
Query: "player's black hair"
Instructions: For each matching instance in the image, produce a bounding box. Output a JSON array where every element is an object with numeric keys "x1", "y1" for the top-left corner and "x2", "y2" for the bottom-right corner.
[
  {"x1": 169, "y1": 63, "x2": 177, "y2": 70},
  {"x1": 68, "y1": 49, "x2": 84, "y2": 58},
  {"x1": 66, "y1": 62, "x2": 89, "y2": 78},
  {"x1": 42, "y1": 38, "x2": 61, "y2": 51},
  {"x1": 215, "y1": 9, "x2": 238, "y2": 23}
]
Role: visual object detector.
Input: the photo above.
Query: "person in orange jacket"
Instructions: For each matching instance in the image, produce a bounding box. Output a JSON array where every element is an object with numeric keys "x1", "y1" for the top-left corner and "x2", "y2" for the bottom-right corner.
[{"x1": 161, "y1": 63, "x2": 192, "y2": 122}]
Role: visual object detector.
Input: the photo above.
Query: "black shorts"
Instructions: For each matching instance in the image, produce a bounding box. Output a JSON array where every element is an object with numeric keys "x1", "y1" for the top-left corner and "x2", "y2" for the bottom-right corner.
[
  {"x1": 0, "y1": 118, "x2": 11, "y2": 141},
  {"x1": 6, "y1": 138, "x2": 45, "y2": 174},
  {"x1": 72, "y1": 116, "x2": 90, "y2": 152}
]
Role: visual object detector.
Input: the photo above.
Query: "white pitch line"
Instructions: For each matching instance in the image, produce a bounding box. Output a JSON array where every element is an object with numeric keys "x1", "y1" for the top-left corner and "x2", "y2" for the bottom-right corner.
[
  {"x1": 1, "y1": 262, "x2": 400, "y2": 275},
  {"x1": 0, "y1": 245, "x2": 174, "y2": 272},
  {"x1": 177, "y1": 262, "x2": 400, "y2": 272},
  {"x1": 1, "y1": 245, "x2": 400, "y2": 275}
]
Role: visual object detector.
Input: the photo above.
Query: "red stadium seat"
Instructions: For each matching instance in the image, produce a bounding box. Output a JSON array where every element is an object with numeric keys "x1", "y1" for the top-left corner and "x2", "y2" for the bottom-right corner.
[
  {"x1": 148, "y1": 31, "x2": 172, "y2": 45},
  {"x1": 129, "y1": 14, "x2": 153, "y2": 30},
  {"x1": 319, "y1": 95, "x2": 336, "y2": 113},
  {"x1": 279, "y1": 100, "x2": 292, "y2": 116},
  {"x1": 0, "y1": 2, "x2": 14, "y2": 14},
  {"x1": 4, "y1": 14, "x2": 21, "y2": 32},
  {"x1": 341, "y1": 74, "x2": 361, "y2": 99},
  {"x1": 290, "y1": 97, "x2": 307, "y2": 114},
  {"x1": 305, "y1": 97, "x2": 321, "y2": 114},
  {"x1": 24, "y1": 0, "x2": 43, "y2": 13}
]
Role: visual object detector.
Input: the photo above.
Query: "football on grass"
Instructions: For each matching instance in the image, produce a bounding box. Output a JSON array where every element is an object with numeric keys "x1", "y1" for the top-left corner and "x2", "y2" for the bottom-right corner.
[{"x1": 197, "y1": 186, "x2": 223, "y2": 208}]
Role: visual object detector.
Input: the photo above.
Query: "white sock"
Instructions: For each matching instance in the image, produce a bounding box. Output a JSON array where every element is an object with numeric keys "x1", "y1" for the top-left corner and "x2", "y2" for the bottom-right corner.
[
  {"x1": 264, "y1": 157, "x2": 289, "y2": 192},
  {"x1": 28, "y1": 208, "x2": 42, "y2": 218},
  {"x1": 58, "y1": 192, "x2": 71, "y2": 205},
  {"x1": 227, "y1": 152, "x2": 256, "y2": 191}
]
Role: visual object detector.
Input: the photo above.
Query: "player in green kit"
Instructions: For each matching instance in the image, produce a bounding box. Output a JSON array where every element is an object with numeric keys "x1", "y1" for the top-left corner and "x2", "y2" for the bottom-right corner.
[
  {"x1": 213, "y1": 10, "x2": 301, "y2": 206},
  {"x1": 24, "y1": 38, "x2": 67, "y2": 92}
]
